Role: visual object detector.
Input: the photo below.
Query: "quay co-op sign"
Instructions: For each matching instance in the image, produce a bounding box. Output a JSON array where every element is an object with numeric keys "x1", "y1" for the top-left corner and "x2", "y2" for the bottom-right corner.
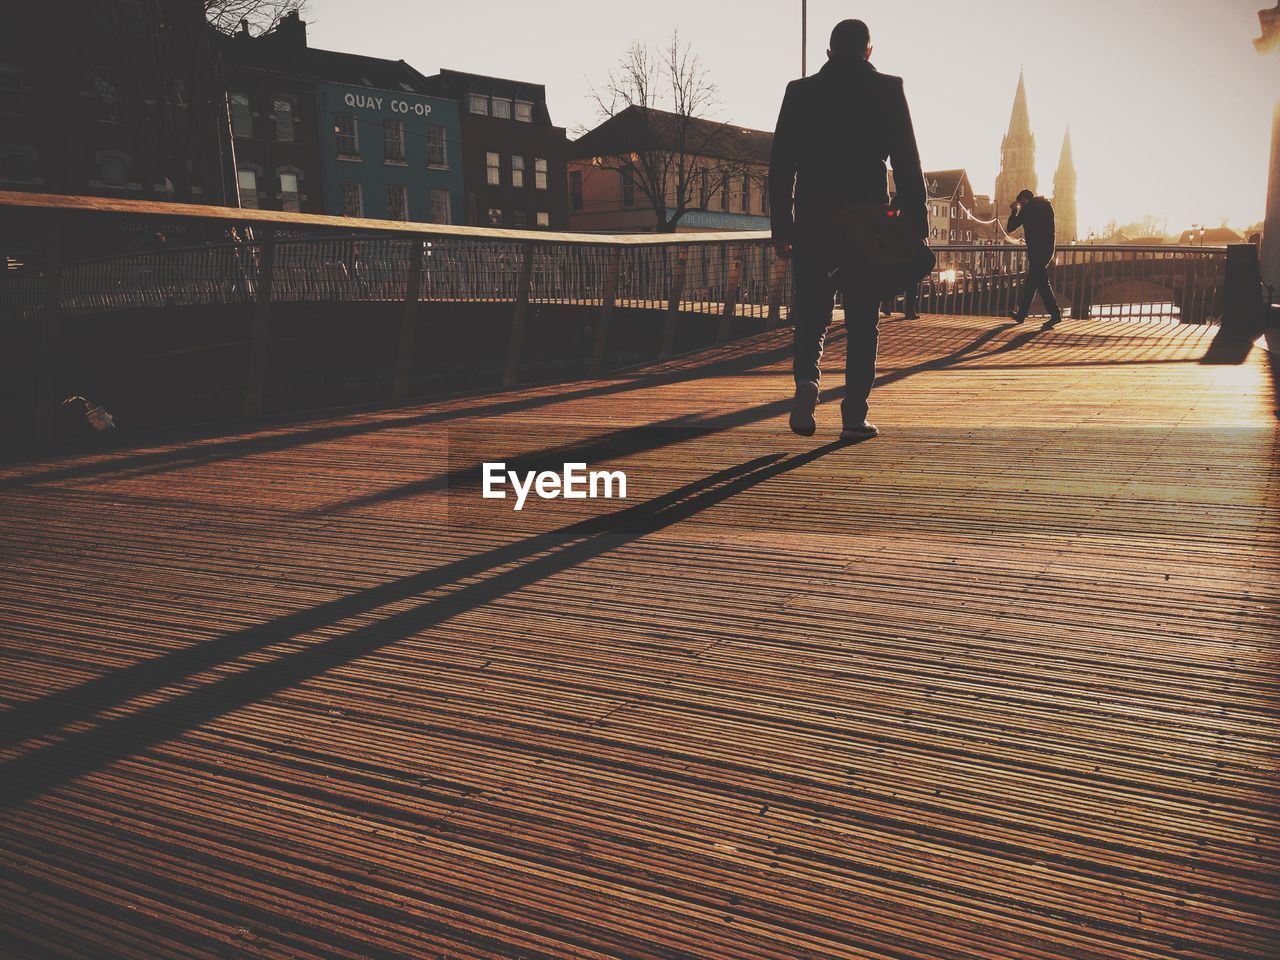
[{"x1": 343, "y1": 91, "x2": 433, "y2": 117}]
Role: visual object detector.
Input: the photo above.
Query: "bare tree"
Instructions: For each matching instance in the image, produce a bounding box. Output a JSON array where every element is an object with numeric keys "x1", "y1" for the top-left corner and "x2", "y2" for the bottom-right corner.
[
  {"x1": 205, "y1": 0, "x2": 308, "y2": 35},
  {"x1": 585, "y1": 33, "x2": 758, "y2": 233}
]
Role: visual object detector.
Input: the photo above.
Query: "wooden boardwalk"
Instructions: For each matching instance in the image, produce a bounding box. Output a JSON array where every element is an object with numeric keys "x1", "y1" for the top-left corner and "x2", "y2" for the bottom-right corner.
[{"x1": 1, "y1": 313, "x2": 1278, "y2": 960}]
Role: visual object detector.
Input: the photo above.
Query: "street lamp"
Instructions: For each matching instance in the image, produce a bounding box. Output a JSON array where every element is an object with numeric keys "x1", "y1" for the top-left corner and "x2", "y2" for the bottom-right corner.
[
  {"x1": 801, "y1": 0, "x2": 807, "y2": 77},
  {"x1": 1255, "y1": 2, "x2": 1280, "y2": 295}
]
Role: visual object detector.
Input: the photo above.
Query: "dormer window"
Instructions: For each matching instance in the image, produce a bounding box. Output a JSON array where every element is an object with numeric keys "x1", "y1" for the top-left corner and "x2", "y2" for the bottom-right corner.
[
  {"x1": 97, "y1": 150, "x2": 130, "y2": 188},
  {"x1": 468, "y1": 94, "x2": 488, "y2": 115},
  {"x1": 515, "y1": 100, "x2": 533, "y2": 123},
  {"x1": 492, "y1": 98, "x2": 512, "y2": 120}
]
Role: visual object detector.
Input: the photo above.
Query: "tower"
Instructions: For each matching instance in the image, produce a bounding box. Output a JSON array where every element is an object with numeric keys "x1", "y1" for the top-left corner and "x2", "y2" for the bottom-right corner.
[
  {"x1": 994, "y1": 71, "x2": 1036, "y2": 216},
  {"x1": 1053, "y1": 127, "x2": 1078, "y2": 245}
]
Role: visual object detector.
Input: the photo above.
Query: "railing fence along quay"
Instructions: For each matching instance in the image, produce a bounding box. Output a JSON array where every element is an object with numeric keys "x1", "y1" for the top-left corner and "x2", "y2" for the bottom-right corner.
[{"x1": 0, "y1": 192, "x2": 1253, "y2": 436}]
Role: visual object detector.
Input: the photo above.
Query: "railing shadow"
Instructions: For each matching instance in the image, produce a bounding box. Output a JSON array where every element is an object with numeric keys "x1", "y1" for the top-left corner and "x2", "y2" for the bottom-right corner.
[{"x1": 0, "y1": 442, "x2": 847, "y2": 808}]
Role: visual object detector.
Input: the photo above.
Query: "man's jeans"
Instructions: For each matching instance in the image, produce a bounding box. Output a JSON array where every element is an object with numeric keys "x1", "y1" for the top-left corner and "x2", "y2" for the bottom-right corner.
[
  {"x1": 791, "y1": 255, "x2": 882, "y2": 426},
  {"x1": 1016, "y1": 260, "x2": 1062, "y2": 318}
]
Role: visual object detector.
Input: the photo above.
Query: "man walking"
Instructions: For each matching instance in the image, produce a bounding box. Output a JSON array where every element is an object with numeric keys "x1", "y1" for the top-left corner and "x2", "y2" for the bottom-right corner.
[
  {"x1": 1006, "y1": 188, "x2": 1063, "y2": 326},
  {"x1": 769, "y1": 18, "x2": 927, "y2": 442}
]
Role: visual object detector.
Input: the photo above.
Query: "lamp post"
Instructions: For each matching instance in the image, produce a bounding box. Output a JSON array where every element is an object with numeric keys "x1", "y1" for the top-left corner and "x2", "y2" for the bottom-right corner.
[
  {"x1": 801, "y1": 0, "x2": 808, "y2": 77},
  {"x1": 1256, "y1": 2, "x2": 1280, "y2": 297}
]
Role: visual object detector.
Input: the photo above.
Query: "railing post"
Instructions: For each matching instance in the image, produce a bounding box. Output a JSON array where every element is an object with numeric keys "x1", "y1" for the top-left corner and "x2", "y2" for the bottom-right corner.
[
  {"x1": 34, "y1": 212, "x2": 63, "y2": 434},
  {"x1": 1221, "y1": 243, "x2": 1266, "y2": 332},
  {"x1": 503, "y1": 241, "x2": 535, "y2": 387},
  {"x1": 393, "y1": 238, "x2": 425, "y2": 401},
  {"x1": 590, "y1": 247, "x2": 622, "y2": 377},
  {"x1": 658, "y1": 249, "x2": 688, "y2": 362},
  {"x1": 766, "y1": 255, "x2": 788, "y2": 329},
  {"x1": 243, "y1": 225, "x2": 275, "y2": 419},
  {"x1": 717, "y1": 253, "x2": 742, "y2": 345}
]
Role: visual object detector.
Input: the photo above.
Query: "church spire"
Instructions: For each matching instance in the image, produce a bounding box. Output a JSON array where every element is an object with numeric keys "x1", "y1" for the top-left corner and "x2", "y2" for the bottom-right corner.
[
  {"x1": 1057, "y1": 126, "x2": 1075, "y2": 175},
  {"x1": 994, "y1": 71, "x2": 1037, "y2": 217},
  {"x1": 1007, "y1": 70, "x2": 1032, "y2": 141},
  {"x1": 1053, "y1": 127, "x2": 1078, "y2": 244}
]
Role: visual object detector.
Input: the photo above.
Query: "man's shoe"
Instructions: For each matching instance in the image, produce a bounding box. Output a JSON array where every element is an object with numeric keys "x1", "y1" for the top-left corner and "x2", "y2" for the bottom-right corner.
[
  {"x1": 1009, "y1": 311, "x2": 1026, "y2": 324},
  {"x1": 1043, "y1": 314, "x2": 1063, "y2": 329},
  {"x1": 903, "y1": 312, "x2": 919, "y2": 321},
  {"x1": 839, "y1": 421, "x2": 880, "y2": 443},
  {"x1": 789, "y1": 381, "x2": 819, "y2": 437}
]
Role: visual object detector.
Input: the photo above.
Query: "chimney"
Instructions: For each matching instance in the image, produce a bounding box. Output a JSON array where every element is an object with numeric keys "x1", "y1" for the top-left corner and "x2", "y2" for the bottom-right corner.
[
  {"x1": 238, "y1": 18, "x2": 250, "y2": 37},
  {"x1": 276, "y1": 10, "x2": 308, "y2": 48}
]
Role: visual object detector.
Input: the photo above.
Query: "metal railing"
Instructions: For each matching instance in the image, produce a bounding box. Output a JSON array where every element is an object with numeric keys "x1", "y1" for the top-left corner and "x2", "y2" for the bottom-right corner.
[
  {"x1": 0, "y1": 191, "x2": 1248, "y2": 433},
  {"x1": 3, "y1": 234, "x2": 789, "y2": 320},
  {"x1": 4, "y1": 234, "x2": 1233, "y2": 326}
]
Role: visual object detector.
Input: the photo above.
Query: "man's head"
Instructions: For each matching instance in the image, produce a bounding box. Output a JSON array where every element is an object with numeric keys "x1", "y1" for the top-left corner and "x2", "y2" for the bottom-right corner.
[
  {"x1": 828, "y1": 19, "x2": 872, "y2": 61},
  {"x1": 1016, "y1": 189, "x2": 1035, "y2": 205}
]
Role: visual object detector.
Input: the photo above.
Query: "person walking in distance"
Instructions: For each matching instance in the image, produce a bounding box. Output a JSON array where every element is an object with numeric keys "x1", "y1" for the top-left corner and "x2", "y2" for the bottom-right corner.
[
  {"x1": 1007, "y1": 188, "x2": 1063, "y2": 327},
  {"x1": 769, "y1": 18, "x2": 928, "y2": 442}
]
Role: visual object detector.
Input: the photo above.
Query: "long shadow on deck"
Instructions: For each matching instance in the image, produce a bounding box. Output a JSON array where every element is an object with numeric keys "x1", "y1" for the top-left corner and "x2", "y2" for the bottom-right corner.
[
  {"x1": 0, "y1": 335, "x2": 801, "y2": 489},
  {"x1": 0, "y1": 443, "x2": 846, "y2": 807},
  {"x1": 305, "y1": 322, "x2": 1035, "y2": 518},
  {"x1": 2, "y1": 319, "x2": 1033, "y2": 492}
]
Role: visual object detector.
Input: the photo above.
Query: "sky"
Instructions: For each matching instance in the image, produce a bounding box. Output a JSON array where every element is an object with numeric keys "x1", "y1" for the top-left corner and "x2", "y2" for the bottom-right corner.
[{"x1": 305, "y1": 0, "x2": 1277, "y2": 236}]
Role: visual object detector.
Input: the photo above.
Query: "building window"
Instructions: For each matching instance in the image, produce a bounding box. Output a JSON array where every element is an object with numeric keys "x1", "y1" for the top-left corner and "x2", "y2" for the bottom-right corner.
[
  {"x1": 491, "y1": 98, "x2": 512, "y2": 120},
  {"x1": 569, "y1": 170, "x2": 583, "y2": 211},
  {"x1": 342, "y1": 182, "x2": 362, "y2": 217},
  {"x1": 949, "y1": 228, "x2": 956, "y2": 241},
  {"x1": 951, "y1": 206, "x2": 956, "y2": 218},
  {"x1": 740, "y1": 174, "x2": 750, "y2": 213},
  {"x1": 430, "y1": 188, "x2": 451, "y2": 224},
  {"x1": 230, "y1": 92, "x2": 252, "y2": 138},
  {"x1": 719, "y1": 174, "x2": 729, "y2": 212},
  {"x1": 237, "y1": 168, "x2": 258, "y2": 208},
  {"x1": 97, "y1": 151, "x2": 129, "y2": 189},
  {"x1": 278, "y1": 171, "x2": 300, "y2": 212},
  {"x1": 513, "y1": 210, "x2": 527, "y2": 227},
  {"x1": 387, "y1": 183, "x2": 408, "y2": 220},
  {"x1": 487, "y1": 208, "x2": 503, "y2": 226},
  {"x1": 699, "y1": 169, "x2": 709, "y2": 207},
  {"x1": 469, "y1": 94, "x2": 488, "y2": 115},
  {"x1": 534, "y1": 158, "x2": 547, "y2": 190},
  {"x1": 512, "y1": 155, "x2": 525, "y2": 188},
  {"x1": 0, "y1": 144, "x2": 36, "y2": 183},
  {"x1": 426, "y1": 125, "x2": 447, "y2": 167},
  {"x1": 515, "y1": 100, "x2": 533, "y2": 123},
  {"x1": 273, "y1": 97, "x2": 295, "y2": 142},
  {"x1": 931, "y1": 204, "x2": 938, "y2": 217},
  {"x1": 762, "y1": 176, "x2": 769, "y2": 215},
  {"x1": 384, "y1": 118, "x2": 405, "y2": 163},
  {"x1": 536, "y1": 211, "x2": 549, "y2": 227},
  {"x1": 486, "y1": 152, "x2": 500, "y2": 186},
  {"x1": 335, "y1": 114, "x2": 358, "y2": 158},
  {"x1": 620, "y1": 169, "x2": 635, "y2": 206}
]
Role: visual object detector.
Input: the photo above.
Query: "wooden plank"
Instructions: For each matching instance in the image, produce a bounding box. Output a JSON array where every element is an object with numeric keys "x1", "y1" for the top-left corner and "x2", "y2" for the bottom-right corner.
[
  {"x1": 1, "y1": 314, "x2": 1277, "y2": 960},
  {"x1": 242, "y1": 226, "x2": 275, "y2": 420},
  {"x1": 392, "y1": 238, "x2": 425, "y2": 402},
  {"x1": 766, "y1": 256, "x2": 788, "y2": 330},
  {"x1": 590, "y1": 248, "x2": 622, "y2": 377},
  {"x1": 33, "y1": 212, "x2": 62, "y2": 434},
  {"x1": 716, "y1": 254, "x2": 742, "y2": 345},
  {"x1": 658, "y1": 251, "x2": 688, "y2": 362},
  {"x1": 503, "y1": 242, "x2": 535, "y2": 388}
]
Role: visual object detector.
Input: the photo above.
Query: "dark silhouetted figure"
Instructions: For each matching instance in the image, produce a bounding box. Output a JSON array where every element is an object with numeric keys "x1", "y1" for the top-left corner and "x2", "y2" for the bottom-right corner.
[
  {"x1": 770, "y1": 18, "x2": 927, "y2": 442},
  {"x1": 1007, "y1": 188, "x2": 1062, "y2": 326}
]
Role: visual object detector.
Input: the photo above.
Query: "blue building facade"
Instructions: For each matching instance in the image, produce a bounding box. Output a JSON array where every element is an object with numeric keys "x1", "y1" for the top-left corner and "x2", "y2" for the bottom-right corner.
[{"x1": 316, "y1": 81, "x2": 463, "y2": 224}]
